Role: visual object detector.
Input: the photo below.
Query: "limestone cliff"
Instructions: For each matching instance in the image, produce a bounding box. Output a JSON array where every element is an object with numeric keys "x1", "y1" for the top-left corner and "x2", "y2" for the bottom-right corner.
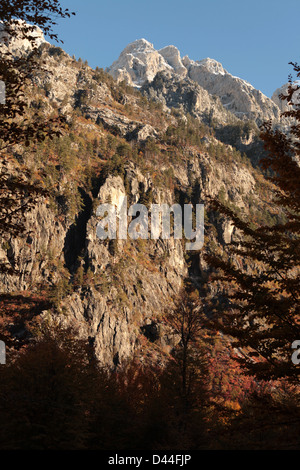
[{"x1": 0, "y1": 35, "x2": 282, "y2": 368}]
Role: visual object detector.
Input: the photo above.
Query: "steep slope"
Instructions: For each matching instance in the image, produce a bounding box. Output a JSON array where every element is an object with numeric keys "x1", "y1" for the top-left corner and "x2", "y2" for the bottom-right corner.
[
  {"x1": 141, "y1": 70, "x2": 235, "y2": 126},
  {"x1": 0, "y1": 37, "x2": 283, "y2": 368},
  {"x1": 272, "y1": 82, "x2": 300, "y2": 112},
  {"x1": 0, "y1": 20, "x2": 47, "y2": 55},
  {"x1": 183, "y1": 56, "x2": 280, "y2": 124}
]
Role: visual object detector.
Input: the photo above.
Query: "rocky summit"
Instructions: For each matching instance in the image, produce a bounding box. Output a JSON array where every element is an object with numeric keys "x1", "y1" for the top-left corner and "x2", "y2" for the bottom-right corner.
[
  {"x1": 107, "y1": 39, "x2": 281, "y2": 125},
  {"x1": 0, "y1": 20, "x2": 47, "y2": 55}
]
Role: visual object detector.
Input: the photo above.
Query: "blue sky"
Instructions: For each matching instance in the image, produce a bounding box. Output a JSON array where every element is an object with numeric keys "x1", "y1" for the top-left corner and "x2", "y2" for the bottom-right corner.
[{"x1": 53, "y1": 0, "x2": 300, "y2": 98}]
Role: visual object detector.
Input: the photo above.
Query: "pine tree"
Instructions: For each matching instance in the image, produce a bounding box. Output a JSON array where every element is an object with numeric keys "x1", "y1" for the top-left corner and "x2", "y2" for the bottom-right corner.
[{"x1": 204, "y1": 63, "x2": 300, "y2": 383}]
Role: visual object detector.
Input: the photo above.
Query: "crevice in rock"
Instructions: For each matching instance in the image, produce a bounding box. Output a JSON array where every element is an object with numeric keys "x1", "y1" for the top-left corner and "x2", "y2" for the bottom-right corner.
[
  {"x1": 140, "y1": 322, "x2": 160, "y2": 343},
  {"x1": 63, "y1": 171, "x2": 106, "y2": 274},
  {"x1": 90, "y1": 174, "x2": 104, "y2": 199},
  {"x1": 113, "y1": 352, "x2": 120, "y2": 367},
  {"x1": 63, "y1": 188, "x2": 92, "y2": 274}
]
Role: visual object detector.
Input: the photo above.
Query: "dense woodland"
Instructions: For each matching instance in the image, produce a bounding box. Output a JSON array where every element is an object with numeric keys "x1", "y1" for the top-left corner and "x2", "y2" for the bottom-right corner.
[{"x1": 0, "y1": 0, "x2": 299, "y2": 450}]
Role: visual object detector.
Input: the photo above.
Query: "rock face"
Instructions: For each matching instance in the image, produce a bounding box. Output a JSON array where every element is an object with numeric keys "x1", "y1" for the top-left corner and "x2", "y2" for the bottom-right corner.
[
  {"x1": 107, "y1": 39, "x2": 174, "y2": 87},
  {"x1": 1, "y1": 141, "x2": 264, "y2": 368},
  {"x1": 0, "y1": 20, "x2": 47, "y2": 55},
  {"x1": 183, "y1": 57, "x2": 280, "y2": 125},
  {"x1": 272, "y1": 82, "x2": 300, "y2": 113},
  {"x1": 159, "y1": 45, "x2": 187, "y2": 79},
  {"x1": 142, "y1": 70, "x2": 235, "y2": 125},
  {"x1": 0, "y1": 32, "x2": 282, "y2": 369},
  {"x1": 107, "y1": 39, "x2": 281, "y2": 125}
]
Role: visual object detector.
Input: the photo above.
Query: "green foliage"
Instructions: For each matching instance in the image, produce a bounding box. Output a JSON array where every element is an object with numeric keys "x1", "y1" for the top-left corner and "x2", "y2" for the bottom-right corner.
[
  {"x1": 102, "y1": 154, "x2": 125, "y2": 179},
  {"x1": 162, "y1": 115, "x2": 210, "y2": 148},
  {"x1": 48, "y1": 46, "x2": 65, "y2": 57},
  {"x1": 139, "y1": 186, "x2": 153, "y2": 207},
  {"x1": 75, "y1": 88, "x2": 90, "y2": 108}
]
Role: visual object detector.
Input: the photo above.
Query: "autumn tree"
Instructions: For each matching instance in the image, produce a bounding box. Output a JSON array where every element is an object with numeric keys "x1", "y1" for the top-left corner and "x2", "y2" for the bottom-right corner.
[
  {"x1": 0, "y1": 0, "x2": 75, "y2": 150},
  {"x1": 149, "y1": 281, "x2": 211, "y2": 449},
  {"x1": 164, "y1": 282, "x2": 207, "y2": 404},
  {"x1": 0, "y1": 1, "x2": 75, "y2": 347},
  {"x1": 0, "y1": 1, "x2": 75, "y2": 245},
  {"x1": 0, "y1": 326, "x2": 98, "y2": 449},
  {"x1": 204, "y1": 62, "x2": 300, "y2": 383}
]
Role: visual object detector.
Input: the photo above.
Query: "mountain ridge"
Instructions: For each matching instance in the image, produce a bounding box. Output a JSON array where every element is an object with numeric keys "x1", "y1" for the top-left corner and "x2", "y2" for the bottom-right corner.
[
  {"x1": 107, "y1": 38, "x2": 281, "y2": 126},
  {"x1": 0, "y1": 28, "x2": 288, "y2": 368}
]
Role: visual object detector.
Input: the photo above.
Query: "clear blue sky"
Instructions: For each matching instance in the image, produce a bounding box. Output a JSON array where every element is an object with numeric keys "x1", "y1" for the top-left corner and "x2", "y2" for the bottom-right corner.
[{"x1": 52, "y1": 0, "x2": 300, "y2": 98}]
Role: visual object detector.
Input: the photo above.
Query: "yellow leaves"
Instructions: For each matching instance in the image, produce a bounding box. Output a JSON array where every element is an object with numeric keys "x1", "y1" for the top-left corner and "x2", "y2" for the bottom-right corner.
[{"x1": 224, "y1": 400, "x2": 241, "y2": 411}]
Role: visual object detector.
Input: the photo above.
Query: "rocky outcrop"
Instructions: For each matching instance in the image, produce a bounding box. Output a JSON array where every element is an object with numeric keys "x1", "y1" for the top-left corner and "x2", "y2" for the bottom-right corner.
[
  {"x1": 0, "y1": 196, "x2": 67, "y2": 293},
  {"x1": 107, "y1": 39, "x2": 174, "y2": 87},
  {"x1": 59, "y1": 169, "x2": 188, "y2": 367},
  {"x1": 59, "y1": 149, "x2": 261, "y2": 367},
  {"x1": 183, "y1": 57, "x2": 280, "y2": 125},
  {"x1": 272, "y1": 82, "x2": 300, "y2": 113},
  {"x1": 0, "y1": 20, "x2": 47, "y2": 55},
  {"x1": 1, "y1": 136, "x2": 263, "y2": 368},
  {"x1": 159, "y1": 45, "x2": 187, "y2": 79},
  {"x1": 142, "y1": 70, "x2": 236, "y2": 125}
]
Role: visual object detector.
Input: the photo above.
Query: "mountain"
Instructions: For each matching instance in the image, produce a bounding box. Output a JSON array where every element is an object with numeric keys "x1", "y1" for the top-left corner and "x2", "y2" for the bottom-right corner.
[
  {"x1": 0, "y1": 20, "x2": 47, "y2": 55},
  {"x1": 0, "y1": 31, "x2": 286, "y2": 369},
  {"x1": 107, "y1": 39, "x2": 281, "y2": 126},
  {"x1": 272, "y1": 82, "x2": 300, "y2": 112}
]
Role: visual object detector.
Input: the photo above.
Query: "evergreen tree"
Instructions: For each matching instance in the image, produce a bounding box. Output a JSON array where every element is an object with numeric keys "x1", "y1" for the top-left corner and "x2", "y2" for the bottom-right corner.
[{"x1": 204, "y1": 63, "x2": 300, "y2": 383}]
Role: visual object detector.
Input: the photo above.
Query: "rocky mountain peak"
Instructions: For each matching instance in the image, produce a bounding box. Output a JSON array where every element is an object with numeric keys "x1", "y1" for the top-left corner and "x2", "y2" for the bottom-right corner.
[
  {"x1": 0, "y1": 20, "x2": 47, "y2": 55},
  {"x1": 107, "y1": 38, "x2": 173, "y2": 86},
  {"x1": 158, "y1": 45, "x2": 187, "y2": 78},
  {"x1": 195, "y1": 57, "x2": 227, "y2": 75},
  {"x1": 107, "y1": 39, "x2": 281, "y2": 125},
  {"x1": 122, "y1": 38, "x2": 154, "y2": 54}
]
